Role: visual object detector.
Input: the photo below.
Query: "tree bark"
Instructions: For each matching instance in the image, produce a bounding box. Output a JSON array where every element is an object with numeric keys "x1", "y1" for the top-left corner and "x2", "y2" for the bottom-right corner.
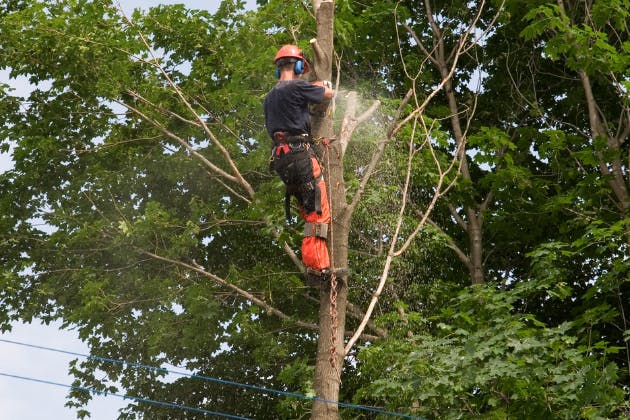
[
  {"x1": 440, "y1": 42, "x2": 485, "y2": 285},
  {"x1": 309, "y1": 2, "x2": 347, "y2": 419},
  {"x1": 579, "y1": 70, "x2": 629, "y2": 214}
]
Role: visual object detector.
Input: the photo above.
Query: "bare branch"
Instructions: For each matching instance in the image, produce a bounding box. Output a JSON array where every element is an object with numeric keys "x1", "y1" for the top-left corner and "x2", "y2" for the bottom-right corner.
[
  {"x1": 144, "y1": 250, "x2": 379, "y2": 342},
  {"x1": 142, "y1": 250, "x2": 319, "y2": 331},
  {"x1": 345, "y1": 301, "x2": 388, "y2": 338},
  {"x1": 114, "y1": 98, "x2": 242, "y2": 185},
  {"x1": 344, "y1": 89, "x2": 413, "y2": 222},
  {"x1": 406, "y1": 196, "x2": 472, "y2": 270},
  {"x1": 346, "y1": 115, "x2": 425, "y2": 353},
  {"x1": 339, "y1": 91, "x2": 381, "y2": 157},
  {"x1": 393, "y1": 117, "x2": 467, "y2": 257},
  {"x1": 309, "y1": 37, "x2": 326, "y2": 64},
  {"x1": 389, "y1": 60, "x2": 459, "y2": 137},
  {"x1": 401, "y1": 22, "x2": 439, "y2": 66},
  {"x1": 120, "y1": 9, "x2": 254, "y2": 198},
  {"x1": 206, "y1": 171, "x2": 252, "y2": 205},
  {"x1": 303, "y1": 293, "x2": 388, "y2": 338},
  {"x1": 125, "y1": 89, "x2": 203, "y2": 128}
]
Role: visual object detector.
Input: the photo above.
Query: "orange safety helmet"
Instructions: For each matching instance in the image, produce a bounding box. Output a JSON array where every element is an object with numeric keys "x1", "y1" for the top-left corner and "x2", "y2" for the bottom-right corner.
[{"x1": 274, "y1": 44, "x2": 310, "y2": 75}]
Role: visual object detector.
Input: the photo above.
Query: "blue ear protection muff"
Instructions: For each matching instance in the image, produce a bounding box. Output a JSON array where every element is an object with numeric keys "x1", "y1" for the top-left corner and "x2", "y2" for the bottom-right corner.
[{"x1": 275, "y1": 56, "x2": 304, "y2": 78}]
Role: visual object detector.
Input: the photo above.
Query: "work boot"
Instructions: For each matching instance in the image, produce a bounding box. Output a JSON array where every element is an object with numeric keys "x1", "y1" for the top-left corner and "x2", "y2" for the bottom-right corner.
[
  {"x1": 304, "y1": 267, "x2": 348, "y2": 287},
  {"x1": 305, "y1": 267, "x2": 329, "y2": 287}
]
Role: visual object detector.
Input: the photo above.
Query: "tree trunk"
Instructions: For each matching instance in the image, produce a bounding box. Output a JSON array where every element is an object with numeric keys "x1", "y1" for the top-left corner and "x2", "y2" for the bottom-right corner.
[
  {"x1": 309, "y1": 2, "x2": 347, "y2": 419},
  {"x1": 467, "y1": 210, "x2": 485, "y2": 285},
  {"x1": 443, "y1": 71, "x2": 485, "y2": 285},
  {"x1": 579, "y1": 70, "x2": 630, "y2": 242},
  {"x1": 313, "y1": 139, "x2": 348, "y2": 418}
]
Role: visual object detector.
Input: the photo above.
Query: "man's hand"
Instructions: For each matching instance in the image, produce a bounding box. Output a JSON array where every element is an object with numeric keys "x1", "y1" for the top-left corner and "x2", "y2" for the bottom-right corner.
[{"x1": 312, "y1": 80, "x2": 334, "y2": 99}]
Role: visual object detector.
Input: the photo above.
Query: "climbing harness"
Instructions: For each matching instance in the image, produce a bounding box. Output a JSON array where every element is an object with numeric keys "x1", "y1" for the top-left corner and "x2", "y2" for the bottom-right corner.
[
  {"x1": 271, "y1": 132, "x2": 330, "y2": 272},
  {"x1": 271, "y1": 132, "x2": 323, "y2": 221}
]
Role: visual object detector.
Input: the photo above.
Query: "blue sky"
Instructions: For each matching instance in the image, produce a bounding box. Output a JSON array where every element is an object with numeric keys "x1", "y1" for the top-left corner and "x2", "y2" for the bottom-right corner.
[{"x1": 0, "y1": 1, "x2": 256, "y2": 418}]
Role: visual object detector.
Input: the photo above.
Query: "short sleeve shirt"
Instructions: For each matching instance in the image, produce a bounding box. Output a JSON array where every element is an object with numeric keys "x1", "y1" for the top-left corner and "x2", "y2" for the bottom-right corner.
[{"x1": 264, "y1": 79, "x2": 325, "y2": 139}]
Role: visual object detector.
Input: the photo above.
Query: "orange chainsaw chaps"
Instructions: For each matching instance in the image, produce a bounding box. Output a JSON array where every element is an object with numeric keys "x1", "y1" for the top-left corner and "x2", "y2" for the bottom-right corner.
[
  {"x1": 301, "y1": 236, "x2": 330, "y2": 271},
  {"x1": 300, "y1": 157, "x2": 330, "y2": 271}
]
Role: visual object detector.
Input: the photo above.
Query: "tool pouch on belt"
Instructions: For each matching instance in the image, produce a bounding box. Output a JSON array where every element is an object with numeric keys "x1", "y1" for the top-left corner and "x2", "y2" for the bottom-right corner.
[{"x1": 271, "y1": 136, "x2": 322, "y2": 221}]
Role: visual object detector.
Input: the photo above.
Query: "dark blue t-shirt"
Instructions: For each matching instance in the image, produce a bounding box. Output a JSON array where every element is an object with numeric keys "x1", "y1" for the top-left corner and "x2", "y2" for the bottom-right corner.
[{"x1": 264, "y1": 79, "x2": 325, "y2": 139}]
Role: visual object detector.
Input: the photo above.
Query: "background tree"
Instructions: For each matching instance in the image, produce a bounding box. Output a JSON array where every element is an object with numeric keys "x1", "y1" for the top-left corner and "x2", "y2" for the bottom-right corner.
[{"x1": 344, "y1": 0, "x2": 630, "y2": 417}]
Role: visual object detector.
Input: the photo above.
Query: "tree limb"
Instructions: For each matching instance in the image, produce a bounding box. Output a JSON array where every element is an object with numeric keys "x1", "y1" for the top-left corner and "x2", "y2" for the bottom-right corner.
[
  {"x1": 406, "y1": 196, "x2": 472, "y2": 271},
  {"x1": 345, "y1": 301, "x2": 388, "y2": 338},
  {"x1": 121, "y1": 10, "x2": 254, "y2": 198},
  {"x1": 344, "y1": 89, "x2": 413, "y2": 223},
  {"x1": 114, "y1": 98, "x2": 242, "y2": 186},
  {"x1": 339, "y1": 91, "x2": 381, "y2": 157},
  {"x1": 142, "y1": 250, "x2": 320, "y2": 331}
]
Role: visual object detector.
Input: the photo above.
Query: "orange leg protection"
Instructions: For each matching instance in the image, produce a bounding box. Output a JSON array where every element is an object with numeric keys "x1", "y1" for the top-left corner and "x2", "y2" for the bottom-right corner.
[{"x1": 300, "y1": 157, "x2": 330, "y2": 271}]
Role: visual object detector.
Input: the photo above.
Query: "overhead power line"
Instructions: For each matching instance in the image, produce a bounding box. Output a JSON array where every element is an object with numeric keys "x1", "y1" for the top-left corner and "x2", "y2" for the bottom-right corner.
[
  {"x1": 0, "y1": 370, "x2": 251, "y2": 419},
  {"x1": 0, "y1": 337, "x2": 425, "y2": 419}
]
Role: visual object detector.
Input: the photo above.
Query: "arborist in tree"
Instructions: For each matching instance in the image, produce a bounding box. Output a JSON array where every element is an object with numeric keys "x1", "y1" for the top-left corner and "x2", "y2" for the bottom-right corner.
[{"x1": 264, "y1": 44, "x2": 334, "y2": 283}]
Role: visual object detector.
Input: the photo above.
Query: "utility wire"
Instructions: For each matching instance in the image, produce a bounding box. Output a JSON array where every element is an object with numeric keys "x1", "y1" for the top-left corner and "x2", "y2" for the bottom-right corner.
[
  {"x1": 0, "y1": 337, "x2": 425, "y2": 419},
  {"x1": 0, "y1": 370, "x2": 251, "y2": 419}
]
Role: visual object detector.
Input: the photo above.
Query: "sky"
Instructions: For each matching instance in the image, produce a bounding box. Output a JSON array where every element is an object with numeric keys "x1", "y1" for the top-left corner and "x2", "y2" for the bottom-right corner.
[{"x1": 0, "y1": 1, "x2": 255, "y2": 418}]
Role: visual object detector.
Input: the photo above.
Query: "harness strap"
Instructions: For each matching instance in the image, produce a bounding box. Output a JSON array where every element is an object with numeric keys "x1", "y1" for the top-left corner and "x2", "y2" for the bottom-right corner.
[
  {"x1": 314, "y1": 179, "x2": 322, "y2": 214},
  {"x1": 285, "y1": 193, "x2": 292, "y2": 221},
  {"x1": 273, "y1": 144, "x2": 290, "y2": 156},
  {"x1": 304, "y1": 222, "x2": 328, "y2": 239},
  {"x1": 284, "y1": 174, "x2": 323, "y2": 221},
  {"x1": 304, "y1": 174, "x2": 323, "y2": 215},
  {"x1": 274, "y1": 131, "x2": 310, "y2": 145}
]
